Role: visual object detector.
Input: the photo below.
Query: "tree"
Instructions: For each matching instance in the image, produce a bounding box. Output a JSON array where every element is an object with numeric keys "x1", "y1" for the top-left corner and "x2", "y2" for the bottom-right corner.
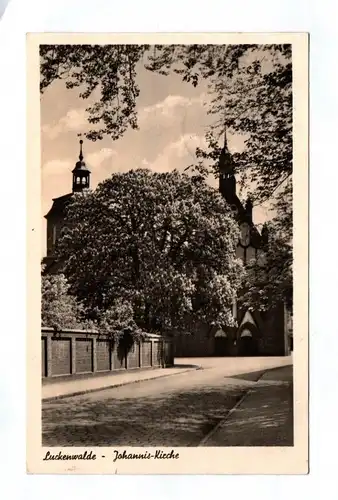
[
  {"x1": 41, "y1": 272, "x2": 91, "y2": 330},
  {"x1": 99, "y1": 298, "x2": 144, "y2": 342},
  {"x1": 56, "y1": 169, "x2": 244, "y2": 335},
  {"x1": 40, "y1": 44, "x2": 293, "y2": 312}
]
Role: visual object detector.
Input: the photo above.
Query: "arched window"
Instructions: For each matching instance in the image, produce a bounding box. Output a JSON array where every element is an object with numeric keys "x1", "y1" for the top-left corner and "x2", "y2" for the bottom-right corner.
[
  {"x1": 76, "y1": 177, "x2": 80, "y2": 184},
  {"x1": 82, "y1": 177, "x2": 86, "y2": 184}
]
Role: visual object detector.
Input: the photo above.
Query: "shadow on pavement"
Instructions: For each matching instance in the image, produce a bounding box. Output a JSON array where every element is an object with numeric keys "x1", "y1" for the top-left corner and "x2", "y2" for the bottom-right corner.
[
  {"x1": 230, "y1": 370, "x2": 267, "y2": 382},
  {"x1": 173, "y1": 363, "x2": 202, "y2": 370}
]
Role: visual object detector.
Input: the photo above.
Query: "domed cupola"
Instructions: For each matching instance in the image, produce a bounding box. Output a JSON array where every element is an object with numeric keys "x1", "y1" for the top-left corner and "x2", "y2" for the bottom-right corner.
[{"x1": 72, "y1": 139, "x2": 91, "y2": 193}]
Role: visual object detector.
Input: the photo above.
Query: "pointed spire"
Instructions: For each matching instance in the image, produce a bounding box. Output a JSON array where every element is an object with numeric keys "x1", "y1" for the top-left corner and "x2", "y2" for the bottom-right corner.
[
  {"x1": 79, "y1": 139, "x2": 84, "y2": 161},
  {"x1": 219, "y1": 127, "x2": 236, "y2": 202},
  {"x1": 219, "y1": 128, "x2": 233, "y2": 174},
  {"x1": 223, "y1": 127, "x2": 228, "y2": 150}
]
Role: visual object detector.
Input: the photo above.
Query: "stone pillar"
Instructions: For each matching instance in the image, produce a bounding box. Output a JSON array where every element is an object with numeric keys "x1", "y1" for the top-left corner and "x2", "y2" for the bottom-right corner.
[
  {"x1": 71, "y1": 337, "x2": 76, "y2": 374},
  {"x1": 110, "y1": 340, "x2": 114, "y2": 371},
  {"x1": 283, "y1": 302, "x2": 290, "y2": 356},
  {"x1": 161, "y1": 340, "x2": 164, "y2": 367},
  {"x1": 92, "y1": 337, "x2": 97, "y2": 373},
  {"x1": 46, "y1": 335, "x2": 52, "y2": 377}
]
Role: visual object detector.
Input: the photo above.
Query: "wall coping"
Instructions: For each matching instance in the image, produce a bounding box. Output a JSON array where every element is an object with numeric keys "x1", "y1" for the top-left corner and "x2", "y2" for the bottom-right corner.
[{"x1": 41, "y1": 326, "x2": 167, "y2": 341}]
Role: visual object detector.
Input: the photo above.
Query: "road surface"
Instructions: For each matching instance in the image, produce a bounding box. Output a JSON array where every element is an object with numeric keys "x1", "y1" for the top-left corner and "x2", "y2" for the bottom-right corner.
[{"x1": 42, "y1": 356, "x2": 292, "y2": 447}]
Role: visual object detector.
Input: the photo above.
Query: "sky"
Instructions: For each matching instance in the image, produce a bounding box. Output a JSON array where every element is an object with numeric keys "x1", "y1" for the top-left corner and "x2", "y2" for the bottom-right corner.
[{"x1": 41, "y1": 57, "x2": 269, "y2": 257}]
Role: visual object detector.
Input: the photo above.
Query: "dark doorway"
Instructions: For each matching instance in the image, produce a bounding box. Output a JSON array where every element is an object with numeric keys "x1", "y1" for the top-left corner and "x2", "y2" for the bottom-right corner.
[
  {"x1": 238, "y1": 335, "x2": 258, "y2": 356},
  {"x1": 214, "y1": 337, "x2": 231, "y2": 356}
]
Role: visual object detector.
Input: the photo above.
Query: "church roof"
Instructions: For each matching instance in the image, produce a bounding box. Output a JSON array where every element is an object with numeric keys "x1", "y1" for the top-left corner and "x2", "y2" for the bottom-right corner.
[
  {"x1": 72, "y1": 160, "x2": 91, "y2": 173},
  {"x1": 44, "y1": 192, "x2": 73, "y2": 219},
  {"x1": 72, "y1": 139, "x2": 91, "y2": 173}
]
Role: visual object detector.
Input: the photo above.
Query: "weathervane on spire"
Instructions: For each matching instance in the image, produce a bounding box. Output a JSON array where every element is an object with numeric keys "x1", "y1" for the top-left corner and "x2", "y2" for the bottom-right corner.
[
  {"x1": 78, "y1": 133, "x2": 84, "y2": 161},
  {"x1": 79, "y1": 139, "x2": 84, "y2": 161}
]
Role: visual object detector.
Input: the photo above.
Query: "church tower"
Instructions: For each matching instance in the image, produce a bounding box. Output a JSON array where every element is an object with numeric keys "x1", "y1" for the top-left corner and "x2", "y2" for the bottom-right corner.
[
  {"x1": 43, "y1": 139, "x2": 90, "y2": 272},
  {"x1": 72, "y1": 139, "x2": 91, "y2": 192},
  {"x1": 219, "y1": 130, "x2": 236, "y2": 203}
]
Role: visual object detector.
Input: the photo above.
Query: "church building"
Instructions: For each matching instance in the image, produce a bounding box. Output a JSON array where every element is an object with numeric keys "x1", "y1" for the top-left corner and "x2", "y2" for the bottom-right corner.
[
  {"x1": 43, "y1": 138, "x2": 290, "y2": 357},
  {"x1": 174, "y1": 133, "x2": 291, "y2": 357}
]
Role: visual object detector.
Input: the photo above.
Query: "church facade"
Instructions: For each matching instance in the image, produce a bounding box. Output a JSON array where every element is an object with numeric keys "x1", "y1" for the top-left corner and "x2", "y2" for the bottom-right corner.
[{"x1": 43, "y1": 138, "x2": 291, "y2": 358}]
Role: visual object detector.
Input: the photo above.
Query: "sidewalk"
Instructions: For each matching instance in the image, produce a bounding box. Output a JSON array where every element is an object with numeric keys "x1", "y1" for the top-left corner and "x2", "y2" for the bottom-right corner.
[
  {"x1": 42, "y1": 365, "x2": 199, "y2": 401},
  {"x1": 200, "y1": 364, "x2": 293, "y2": 446}
]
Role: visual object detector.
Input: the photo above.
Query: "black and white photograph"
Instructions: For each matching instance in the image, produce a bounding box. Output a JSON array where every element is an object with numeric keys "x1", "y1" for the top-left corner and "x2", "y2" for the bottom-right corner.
[{"x1": 27, "y1": 33, "x2": 308, "y2": 474}]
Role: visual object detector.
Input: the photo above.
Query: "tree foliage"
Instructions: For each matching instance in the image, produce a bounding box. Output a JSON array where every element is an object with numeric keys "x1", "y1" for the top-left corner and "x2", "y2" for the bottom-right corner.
[
  {"x1": 40, "y1": 44, "x2": 293, "y2": 313},
  {"x1": 99, "y1": 299, "x2": 144, "y2": 341},
  {"x1": 40, "y1": 44, "x2": 292, "y2": 204},
  {"x1": 240, "y1": 177, "x2": 292, "y2": 311},
  {"x1": 40, "y1": 44, "x2": 150, "y2": 141},
  {"x1": 41, "y1": 272, "x2": 92, "y2": 330},
  {"x1": 242, "y1": 231, "x2": 292, "y2": 312},
  {"x1": 56, "y1": 170, "x2": 244, "y2": 334}
]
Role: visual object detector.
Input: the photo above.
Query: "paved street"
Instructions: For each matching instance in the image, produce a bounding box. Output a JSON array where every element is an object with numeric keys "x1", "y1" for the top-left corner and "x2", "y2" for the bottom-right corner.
[
  {"x1": 200, "y1": 364, "x2": 293, "y2": 446},
  {"x1": 42, "y1": 356, "x2": 293, "y2": 447}
]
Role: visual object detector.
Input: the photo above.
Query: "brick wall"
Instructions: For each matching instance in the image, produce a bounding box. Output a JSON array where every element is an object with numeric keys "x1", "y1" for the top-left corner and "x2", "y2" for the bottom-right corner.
[
  {"x1": 259, "y1": 304, "x2": 289, "y2": 356},
  {"x1": 173, "y1": 304, "x2": 289, "y2": 358},
  {"x1": 174, "y1": 322, "x2": 215, "y2": 357},
  {"x1": 41, "y1": 328, "x2": 174, "y2": 379}
]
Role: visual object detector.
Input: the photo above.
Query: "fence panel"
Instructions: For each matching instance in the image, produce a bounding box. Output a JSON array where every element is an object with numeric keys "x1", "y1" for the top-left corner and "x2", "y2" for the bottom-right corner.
[
  {"x1": 141, "y1": 341, "x2": 152, "y2": 367},
  {"x1": 112, "y1": 346, "x2": 125, "y2": 370},
  {"x1": 51, "y1": 337, "x2": 71, "y2": 376},
  {"x1": 127, "y1": 342, "x2": 140, "y2": 369},
  {"x1": 152, "y1": 341, "x2": 162, "y2": 367},
  {"x1": 96, "y1": 339, "x2": 111, "y2": 372},
  {"x1": 76, "y1": 338, "x2": 93, "y2": 374}
]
